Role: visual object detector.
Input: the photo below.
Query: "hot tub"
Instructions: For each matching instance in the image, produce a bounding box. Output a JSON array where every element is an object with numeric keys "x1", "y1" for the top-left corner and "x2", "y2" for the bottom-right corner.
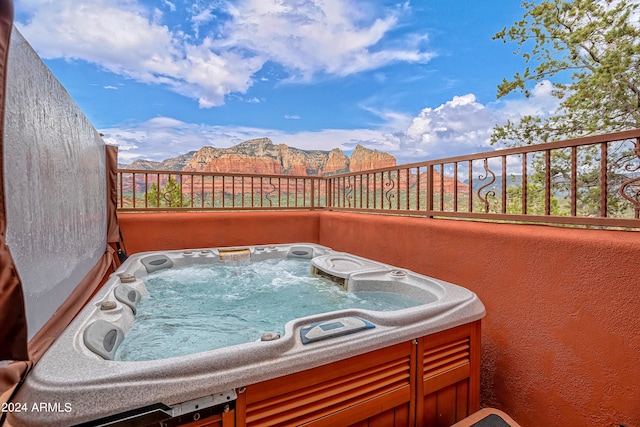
[{"x1": 10, "y1": 243, "x2": 485, "y2": 426}]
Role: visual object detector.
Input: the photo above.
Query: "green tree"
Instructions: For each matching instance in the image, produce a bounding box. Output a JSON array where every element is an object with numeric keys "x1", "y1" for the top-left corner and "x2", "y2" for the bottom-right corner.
[
  {"x1": 147, "y1": 177, "x2": 191, "y2": 207},
  {"x1": 505, "y1": 174, "x2": 561, "y2": 215},
  {"x1": 492, "y1": 0, "x2": 640, "y2": 144},
  {"x1": 491, "y1": 0, "x2": 640, "y2": 218}
]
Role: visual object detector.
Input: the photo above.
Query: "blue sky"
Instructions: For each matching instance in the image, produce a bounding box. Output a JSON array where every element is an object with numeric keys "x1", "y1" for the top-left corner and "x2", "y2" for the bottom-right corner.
[{"x1": 14, "y1": 0, "x2": 561, "y2": 164}]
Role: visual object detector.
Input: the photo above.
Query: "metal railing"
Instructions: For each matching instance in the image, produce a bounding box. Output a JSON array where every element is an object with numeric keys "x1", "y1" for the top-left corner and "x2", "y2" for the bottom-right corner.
[
  {"x1": 117, "y1": 171, "x2": 326, "y2": 211},
  {"x1": 117, "y1": 129, "x2": 640, "y2": 228}
]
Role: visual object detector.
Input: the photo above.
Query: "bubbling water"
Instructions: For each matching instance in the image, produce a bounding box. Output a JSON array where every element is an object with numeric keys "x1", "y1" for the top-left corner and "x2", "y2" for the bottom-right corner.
[{"x1": 114, "y1": 258, "x2": 421, "y2": 361}]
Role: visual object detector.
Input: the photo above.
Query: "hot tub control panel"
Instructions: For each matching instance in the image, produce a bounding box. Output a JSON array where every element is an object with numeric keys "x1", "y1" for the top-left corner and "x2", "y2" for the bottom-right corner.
[{"x1": 300, "y1": 317, "x2": 375, "y2": 344}]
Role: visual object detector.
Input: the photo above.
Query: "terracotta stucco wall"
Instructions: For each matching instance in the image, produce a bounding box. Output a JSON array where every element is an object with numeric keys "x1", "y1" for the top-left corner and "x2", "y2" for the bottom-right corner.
[
  {"x1": 118, "y1": 211, "x2": 320, "y2": 254},
  {"x1": 318, "y1": 212, "x2": 640, "y2": 427},
  {"x1": 118, "y1": 211, "x2": 640, "y2": 427}
]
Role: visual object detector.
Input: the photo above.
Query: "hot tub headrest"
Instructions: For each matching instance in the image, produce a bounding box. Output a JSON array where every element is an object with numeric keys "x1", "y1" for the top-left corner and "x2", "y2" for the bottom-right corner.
[
  {"x1": 140, "y1": 254, "x2": 174, "y2": 273},
  {"x1": 287, "y1": 246, "x2": 315, "y2": 259},
  {"x1": 83, "y1": 320, "x2": 124, "y2": 360},
  {"x1": 114, "y1": 284, "x2": 141, "y2": 314}
]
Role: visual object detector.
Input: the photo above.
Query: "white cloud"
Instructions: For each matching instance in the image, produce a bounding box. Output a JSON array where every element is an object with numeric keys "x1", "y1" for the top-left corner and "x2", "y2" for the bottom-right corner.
[
  {"x1": 397, "y1": 94, "x2": 503, "y2": 160},
  {"x1": 162, "y1": 0, "x2": 176, "y2": 12},
  {"x1": 500, "y1": 80, "x2": 561, "y2": 118},
  {"x1": 219, "y1": 0, "x2": 434, "y2": 80},
  {"x1": 16, "y1": 0, "x2": 262, "y2": 108},
  {"x1": 358, "y1": 104, "x2": 414, "y2": 131},
  {"x1": 377, "y1": 81, "x2": 562, "y2": 162},
  {"x1": 106, "y1": 83, "x2": 560, "y2": 164},
  {"x1": 103, "y1": 117, "x2": 392, "y2": 163},
  {"x1": 188, "y1": 3, "x2": 216, "y2": 38},
  {"x1": 104, "y1": 118, "x2": 222, "y2": 163},
  {"x1": 15, "y1": 0, "x2": 435, "y2": 107},
  {"x1": 18, "y1": 0, "x2": 175, "y2": 69},
  {"x1": 274, "y1": 128, "x2": 396, "y2": 153}
]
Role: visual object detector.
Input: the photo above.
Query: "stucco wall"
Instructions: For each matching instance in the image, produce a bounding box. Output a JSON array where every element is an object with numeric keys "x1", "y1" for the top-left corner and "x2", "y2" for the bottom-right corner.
[
  {"x1": 318, "y1": 212, "x2": 640, "y2": 427},
  {"x1": 118, "y1": 211, "x2": 320, "y2": 254},
  {"x1": 117, "y1": 211, "x2": 640, "y2": 427}
]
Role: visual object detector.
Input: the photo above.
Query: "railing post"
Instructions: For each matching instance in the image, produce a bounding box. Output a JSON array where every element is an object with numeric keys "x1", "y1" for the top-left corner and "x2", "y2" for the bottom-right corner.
[
  {"x1": 453, "y1": 163, "x2": 459, "y2": 213},
  {"x1": 439, "y1": 164, "x2": 445, "y2": 212},
  {"x1": 426, "y1": 164, "x2": 434, "y2": 218},
  {"x1": 501, "y1": 156, "x2": 507, "y2": 214},
  {"x1": 522, "y1": 153, "x2": 527, "y2": 215},
  {"x1": 545, "y1": 150, "x2": 551, "y2": 216},
  {"x1": 415, "y1": 169, "x2": 421, "y2": 211},
  {"x1": 468, "y1": 161, "x2": 473, "y2": 213},
  {"x1": 118, "y1": 171, "x2": 123, "y2": 209},
  {"x1": 144, "y1": 173, "x2": 148, "y2": 208},
  {"x1": 600, "y1": 142, "x2": 608, "y2": 218},
  {"x1": 571, "y1": 147, "x2": 577, "y2": 216},
  {"x1": 132, "y1": 172, "x2": 137, "y2": 209},
  {"x1": 405, "y1": 169, "x2": 410, "y2": 211}
]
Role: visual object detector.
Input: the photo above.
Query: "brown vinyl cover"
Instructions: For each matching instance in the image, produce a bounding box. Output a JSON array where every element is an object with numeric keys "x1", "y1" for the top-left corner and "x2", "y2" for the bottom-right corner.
[
  {"x1": 106, "y1": 144, "x2": 121, "y2": 244},
  {"x1": 0, "y1": 0, "x2": 117, "y2": 402},
  {"x1": 0, "y1": 0, "x2": 31, "y2": 410},
  {"x1": 0, "y1": 0, "x2": 27, "y2": 363}
]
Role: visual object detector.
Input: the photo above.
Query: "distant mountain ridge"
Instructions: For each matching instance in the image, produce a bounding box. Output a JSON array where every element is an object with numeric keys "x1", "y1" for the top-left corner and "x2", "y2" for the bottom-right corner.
[
  {"x1": 122, "y1": 137, "x2": 396, "y2": 176},
  {"x1": 123, "y1": 151, "x2": 198, "y2": 171}
]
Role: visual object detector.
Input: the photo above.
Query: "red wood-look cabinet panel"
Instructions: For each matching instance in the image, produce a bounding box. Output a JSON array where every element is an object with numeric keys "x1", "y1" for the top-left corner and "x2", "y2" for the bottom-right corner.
[
  {"x1": 234, "y1": 321, "x2": 481, "y2": 427},
  {"x1": 418, "y1": 322, "x2": 481, "y2": 427}
]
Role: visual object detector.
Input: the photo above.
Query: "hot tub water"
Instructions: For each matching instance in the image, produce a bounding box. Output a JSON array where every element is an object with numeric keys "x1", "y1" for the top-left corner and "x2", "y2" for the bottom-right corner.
[{"x1": 115, "y1": 257, "x2": 425, "y2": 361}]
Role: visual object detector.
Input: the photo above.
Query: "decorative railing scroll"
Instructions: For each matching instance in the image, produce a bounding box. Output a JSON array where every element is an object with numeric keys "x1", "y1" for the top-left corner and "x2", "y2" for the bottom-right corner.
[
  {"x1": 619, "y1": 138, "x2": 640, "y2": 218},
  {"x1": 264, "y1": 178, "x2": 277, "y2": 207},
  {"x1": 477, "y1": 159, "x2": 496, "y2": 214},
  {"x1": 344, "y1": 176, "x2": 354, "y2": 208},
  {"x1": 384, "y1": 171, "x2": 397, "y2": 209}
]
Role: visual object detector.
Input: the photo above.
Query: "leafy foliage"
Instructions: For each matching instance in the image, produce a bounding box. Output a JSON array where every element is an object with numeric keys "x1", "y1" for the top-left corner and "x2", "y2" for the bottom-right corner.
[
  {"x1": 491, "y1": 0, "x2": 640, "y2": 219},
  {"x1": 492, "y1": 0, "x2": 640, "y2": 145},
  {"x1": 147, "y1": 177, "x2": 191, "y2": 207}
]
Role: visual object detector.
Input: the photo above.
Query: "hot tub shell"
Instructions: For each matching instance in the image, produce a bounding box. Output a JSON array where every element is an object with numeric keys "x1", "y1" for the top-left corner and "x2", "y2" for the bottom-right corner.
[{"x1": 10, "y1": 243, "x2": 485, "y2": 426}]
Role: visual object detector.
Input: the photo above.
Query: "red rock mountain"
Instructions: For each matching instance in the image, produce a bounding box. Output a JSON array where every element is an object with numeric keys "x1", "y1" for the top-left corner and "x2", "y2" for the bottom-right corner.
[
  {"x1": 124, "y1": 138, "x2": 396, "y2": 176},
  {"x1": 120, "y1": 138, "x2": 468, "y2": 197}
]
